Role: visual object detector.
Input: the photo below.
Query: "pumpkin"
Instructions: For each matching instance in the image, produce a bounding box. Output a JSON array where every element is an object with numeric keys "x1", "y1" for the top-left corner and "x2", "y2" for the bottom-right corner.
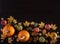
[
  {"x1": 18, "y1": 30, "x2": 30, "y2": 42},
  {"x1": 2, "y1": 25, "x2": 15, "y2": 37}
]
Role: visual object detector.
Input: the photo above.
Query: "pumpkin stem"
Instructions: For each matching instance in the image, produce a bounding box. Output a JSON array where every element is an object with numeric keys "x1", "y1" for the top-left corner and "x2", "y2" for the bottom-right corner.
[
  {"x1": 20, "y1": 35, "x2": 25, "y2": 39},
  {"x1": 5, "y1": 30, "x2": 10, "y2": 34}
]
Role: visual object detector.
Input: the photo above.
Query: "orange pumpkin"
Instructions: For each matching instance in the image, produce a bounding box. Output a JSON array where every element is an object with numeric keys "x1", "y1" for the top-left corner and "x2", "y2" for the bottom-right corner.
[
  {"x1": 18, "y1": 30, "x2": 30, "y2": 42},
  {"x1": 2, "y1": 25, "x2": 15, "y2": 37}
]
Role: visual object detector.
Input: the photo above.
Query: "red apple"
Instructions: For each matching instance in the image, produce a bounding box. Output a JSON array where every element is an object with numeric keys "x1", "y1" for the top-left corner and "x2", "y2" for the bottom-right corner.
[
  {"x1": 45, "y1": 24, "x2": 51, "y2": 30},
  {"x1": 33, "y1": 27, "x2": 40, "y2": 33},
  {"x1": 1, "y1": 20, "x2": 7, "y2": 25}
]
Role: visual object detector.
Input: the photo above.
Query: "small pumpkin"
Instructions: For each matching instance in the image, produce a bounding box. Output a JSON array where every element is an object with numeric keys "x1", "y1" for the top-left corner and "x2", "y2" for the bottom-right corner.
[
  {"x1": 2, "y1": 25, "x2": 15, "y2": 37},
  {"x1": 18, "y1": 30, "x2": 30, "y2": 42}
]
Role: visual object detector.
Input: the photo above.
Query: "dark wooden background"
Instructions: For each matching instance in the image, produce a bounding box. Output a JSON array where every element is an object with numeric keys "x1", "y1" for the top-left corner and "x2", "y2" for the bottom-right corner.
[{"x1": 0, "y1": 0, "x2": 60, "y2": 44}]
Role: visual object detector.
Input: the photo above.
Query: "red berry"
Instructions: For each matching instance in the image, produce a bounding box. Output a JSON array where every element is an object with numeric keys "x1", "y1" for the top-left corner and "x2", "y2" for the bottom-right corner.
[
  {"x1": 45, "y1": 24, "x2": 51, "y2": 30},
  {"x1": 33, "y1": 27, "x2": 40, "y2": 33},
  {"x1": 1, "y1": 20, "x2": 7, "y2": 25}
]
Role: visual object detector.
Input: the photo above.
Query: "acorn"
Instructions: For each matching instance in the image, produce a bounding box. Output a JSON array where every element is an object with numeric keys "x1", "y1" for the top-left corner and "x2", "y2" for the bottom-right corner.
[{"x1": 42, "y1": 29, "x2": 47, "y2": 35}]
